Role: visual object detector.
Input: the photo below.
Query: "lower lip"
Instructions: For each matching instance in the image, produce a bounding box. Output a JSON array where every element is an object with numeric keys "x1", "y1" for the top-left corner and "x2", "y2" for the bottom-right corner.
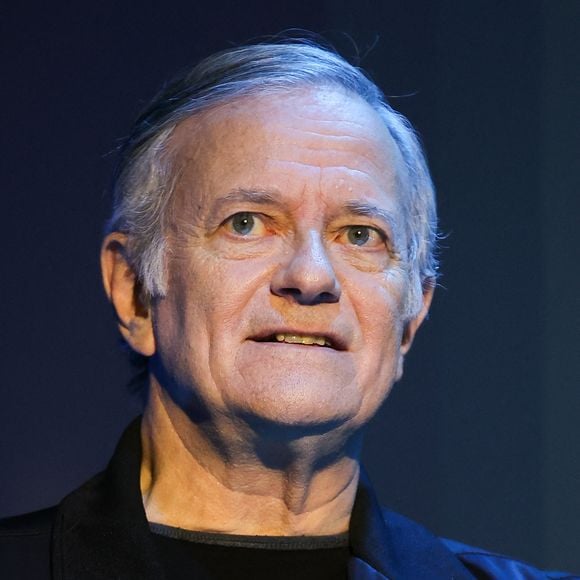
[{"x1": 249, "y1": 341, "x2": 342, "y2": 353}]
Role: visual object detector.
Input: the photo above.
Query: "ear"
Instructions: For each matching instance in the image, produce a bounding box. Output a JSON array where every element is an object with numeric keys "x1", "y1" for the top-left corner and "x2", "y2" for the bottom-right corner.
[
  {"x1": 100, "y1": 233, "x2": 156, "y2": 357},
  {"x1": 396, "y1": 280, "x2": 435, "y2": 380}
]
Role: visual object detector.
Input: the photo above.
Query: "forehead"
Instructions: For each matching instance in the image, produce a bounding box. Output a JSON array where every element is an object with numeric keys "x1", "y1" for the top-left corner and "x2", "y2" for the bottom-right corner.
[{"x1": 168, "y1": 87, "x2": 406, "y2": 208}]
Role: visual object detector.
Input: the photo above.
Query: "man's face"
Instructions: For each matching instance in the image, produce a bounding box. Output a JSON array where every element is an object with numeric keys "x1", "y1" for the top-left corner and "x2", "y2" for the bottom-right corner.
[{"x1": 150, "y1": 88, "x2": 426, "y2": 432}]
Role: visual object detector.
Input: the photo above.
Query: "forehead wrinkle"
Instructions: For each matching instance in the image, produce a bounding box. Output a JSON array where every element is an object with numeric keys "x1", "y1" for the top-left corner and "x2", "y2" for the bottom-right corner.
[
  {"x1": 268, "y1": 158, "x2": 397, "y2": 194},
  {"x1": 278, "y1": 123, "x2": 389, "y2": 141},
  {"x1": 171, "y1": 96, "x2": 402, "y2": 187},
  {"x1": 266, "y1": 135, "x2": 401, "y2": 182},
  {"x1": 219, "y1": 187, "x2": 282, "y2": 205},
  {"x1": 287, "y1": 145, "x2": 396, "y2": 179},
  {"x1": 287, "y1": 113, "x2": 378, "y2": 128},
  {"x1": 167, "y1": 88, "x2": 408, "y2": 225}
]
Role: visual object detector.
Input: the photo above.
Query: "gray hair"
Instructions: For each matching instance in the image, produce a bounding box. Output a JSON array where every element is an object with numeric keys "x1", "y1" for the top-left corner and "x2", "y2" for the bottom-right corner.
[{"x1": 107, "y1": 41, "x2": 438, "y2": 316}]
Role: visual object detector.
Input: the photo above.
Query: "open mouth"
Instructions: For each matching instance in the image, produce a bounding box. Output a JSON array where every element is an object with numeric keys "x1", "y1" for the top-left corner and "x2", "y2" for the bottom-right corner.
[{"x1": 253, "y1": 333, "x2": 340, "y2": 350}]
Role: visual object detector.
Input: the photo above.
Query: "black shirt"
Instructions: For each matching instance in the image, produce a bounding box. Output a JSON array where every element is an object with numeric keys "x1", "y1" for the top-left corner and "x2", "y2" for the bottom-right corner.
[{"x1": 151, "y1": 523, "x2": 350, "y2": 580}]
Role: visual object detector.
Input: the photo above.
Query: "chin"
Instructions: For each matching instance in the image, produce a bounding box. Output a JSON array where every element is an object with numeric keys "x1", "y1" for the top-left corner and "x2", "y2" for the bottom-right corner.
[{"x1": 227, "y1": 383, "x2": 363, "y2": 436}]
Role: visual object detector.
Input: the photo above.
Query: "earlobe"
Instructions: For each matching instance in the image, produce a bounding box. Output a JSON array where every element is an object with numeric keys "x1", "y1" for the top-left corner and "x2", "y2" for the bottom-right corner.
[
  {"x1": 100, "y1": 233, "x2": 156, "y2": 357},
  {"x1": 400, "y1": 280, "x2": 435, "y2": 356},
  {"x1": 395, "y1": 282, "x2": 434, "y2": 381}
]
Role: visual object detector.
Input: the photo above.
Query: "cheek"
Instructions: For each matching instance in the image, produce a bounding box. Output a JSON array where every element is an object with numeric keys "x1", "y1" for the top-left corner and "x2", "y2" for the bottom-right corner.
[
  {"x1": 351, "y1": 269, "x2": 406, "y2": 333},
  {"x1": 201, "y1": 253, "x2": 279, "y2": 332},
  {"x1": 151, "y1": 256, "x2": 219, "y2": 378},
  {"x1": 371, "y1": 284, "x2": 406, "y2": 341},
  {"x1": 158, "y1": 246, "x2": 281, "y2": 365},
  {"x1": 166, "y1": 249, "x2": 266, "y2": 314},
  {"x1": 345, "y1": 271, "x2": 407, "y2": 378}
]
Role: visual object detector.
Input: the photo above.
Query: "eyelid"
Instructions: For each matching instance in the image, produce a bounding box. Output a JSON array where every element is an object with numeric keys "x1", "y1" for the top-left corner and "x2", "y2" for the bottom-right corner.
[
  {"x1": 221, "y1": 209, "x2": 269, "y2": 224},
  {"x1": 333, "y1": 225, "x2": 384, "y2": 249},
  {"x1": 342, "y1": 223, "x2": 388, "y2": 240},
  {"x1": 222, "y1": 211, "x2": 269, "y2": 237},
  {"x1": 362, "y1": 224, "x2": 387, "y2": 240}
]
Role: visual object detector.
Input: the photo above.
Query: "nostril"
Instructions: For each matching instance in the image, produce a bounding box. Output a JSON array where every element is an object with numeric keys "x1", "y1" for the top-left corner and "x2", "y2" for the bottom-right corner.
[
  {"x1": 275, "y1": 287, "x2": 339, "y2": 306},
  {"x1": 279, "y1": 288, "x2": 301, "y2": 297},
  {"x1": 317, "y1": 291, "x2": 340, "y2": 305}
]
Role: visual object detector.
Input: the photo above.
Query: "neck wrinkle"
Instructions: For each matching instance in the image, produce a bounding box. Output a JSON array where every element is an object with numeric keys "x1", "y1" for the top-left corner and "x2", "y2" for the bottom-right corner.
[{"x1": 140, "y1": 378, "x2": 363, "y2": 536}]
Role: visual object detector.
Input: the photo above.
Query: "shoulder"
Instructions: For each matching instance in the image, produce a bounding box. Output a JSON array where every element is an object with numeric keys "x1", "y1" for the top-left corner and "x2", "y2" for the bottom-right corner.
[
  {"x1": 0, "y1": 507, "x2": 57, "y2": 580},
  {"x1": 0, "y1": 506, "x2": 57, "y2": 534},
  {"x1": 441, "y1": 537, "x2": 578, "y2": 579},
  {"x1": 381, "y1": 509, "x2": 578, "y2": 579}
]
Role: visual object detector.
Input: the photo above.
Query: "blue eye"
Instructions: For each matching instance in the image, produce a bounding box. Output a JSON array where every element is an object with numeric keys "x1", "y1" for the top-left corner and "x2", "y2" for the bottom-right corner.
[
  {"x1": 230, "y1": 212, "x2": 255, "y2": 235},
  {"x1": 347, "y1": 226, "x2": 372, "y2": 246}
]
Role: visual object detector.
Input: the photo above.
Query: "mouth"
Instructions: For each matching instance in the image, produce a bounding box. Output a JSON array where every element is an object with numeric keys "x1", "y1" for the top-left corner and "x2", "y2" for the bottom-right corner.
[{"x1": 252, "y1": 332, "x2": 345, "y2": 350}]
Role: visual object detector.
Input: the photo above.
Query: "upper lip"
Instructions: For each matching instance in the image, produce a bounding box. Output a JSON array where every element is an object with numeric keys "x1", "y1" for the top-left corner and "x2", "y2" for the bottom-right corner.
[{"x1": 249, "y1": 327, "x2": 348, "y2": 351}]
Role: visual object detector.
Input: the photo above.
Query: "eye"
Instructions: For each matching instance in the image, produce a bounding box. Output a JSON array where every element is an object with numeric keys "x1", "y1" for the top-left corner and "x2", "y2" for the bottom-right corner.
[
  {"x1": 343, "y1": 225, "x2": 384, "y2": 247},
  {"x1": 224, "y1": 212, "x2": 267, "y2": 237},
  {"x1": 231, "y1": 212, "x2": 255, "y2": 235}
]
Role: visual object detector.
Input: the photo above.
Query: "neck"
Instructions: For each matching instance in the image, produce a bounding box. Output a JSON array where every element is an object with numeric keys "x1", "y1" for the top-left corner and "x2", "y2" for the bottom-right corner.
[{"x1": 140, "y1": 379, "x2": 362, "y2": 536}]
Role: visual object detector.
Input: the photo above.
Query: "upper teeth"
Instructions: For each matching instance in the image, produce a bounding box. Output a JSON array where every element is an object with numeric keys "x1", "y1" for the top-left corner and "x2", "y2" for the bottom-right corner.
[{"x1": 275, "y1": 334, "x2": 330, "y2": 347}]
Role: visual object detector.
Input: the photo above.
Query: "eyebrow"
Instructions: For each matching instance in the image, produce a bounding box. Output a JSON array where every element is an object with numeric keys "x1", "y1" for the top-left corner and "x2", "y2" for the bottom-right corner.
[
  {"x1": 342, "y1": 200, "x2": 400, "y2": 237},
  {"x1": 216, "y1": 188, "x2": 282, "y2": 207},
  {"x1": 206, "y1": 188, "x2": 282, "y2": 220}
]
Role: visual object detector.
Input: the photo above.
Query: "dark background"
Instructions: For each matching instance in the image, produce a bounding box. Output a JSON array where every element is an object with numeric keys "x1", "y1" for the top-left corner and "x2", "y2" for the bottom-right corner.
[{"x1": 1, "y1": 0, "x2": 578, "y2": 573}]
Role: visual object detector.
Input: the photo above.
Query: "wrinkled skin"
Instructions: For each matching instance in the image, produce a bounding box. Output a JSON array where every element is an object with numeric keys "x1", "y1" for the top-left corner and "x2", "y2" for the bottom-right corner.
[
  {"x1": 102, "y1": 87, "x2": 432, "y2": 534},
  {"x1": 152, "y1": 88, "x2": 427, "y2": 433}
]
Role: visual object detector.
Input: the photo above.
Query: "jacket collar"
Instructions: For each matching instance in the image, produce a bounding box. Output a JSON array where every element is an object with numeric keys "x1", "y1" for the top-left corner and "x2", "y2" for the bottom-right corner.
[
  {"x1": 52, "y1": 418, "x2": 163, "y2": 579},
  {"x1": 349, "y1": 470, "x2": 474, "y2": 579},
  {"x1": 52, "y1": 418, "x2": 473, "y2": 579}
]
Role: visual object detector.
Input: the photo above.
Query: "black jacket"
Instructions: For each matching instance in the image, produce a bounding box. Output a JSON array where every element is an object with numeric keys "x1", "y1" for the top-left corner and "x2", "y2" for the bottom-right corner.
[{"x1": 0, "y1": 419, "x2": 576, "y2": 579}]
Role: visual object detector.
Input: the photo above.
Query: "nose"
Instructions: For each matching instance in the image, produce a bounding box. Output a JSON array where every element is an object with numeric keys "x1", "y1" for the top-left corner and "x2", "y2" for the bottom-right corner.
[{"x1": 271, "y1": 230, "x2": 341, "y2": 305}]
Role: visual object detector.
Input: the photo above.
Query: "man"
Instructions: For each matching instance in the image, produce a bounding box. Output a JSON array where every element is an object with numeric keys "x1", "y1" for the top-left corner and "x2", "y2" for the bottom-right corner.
[{"x1": 0, "y1": 41, "x2": 574, "y2": 579}]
